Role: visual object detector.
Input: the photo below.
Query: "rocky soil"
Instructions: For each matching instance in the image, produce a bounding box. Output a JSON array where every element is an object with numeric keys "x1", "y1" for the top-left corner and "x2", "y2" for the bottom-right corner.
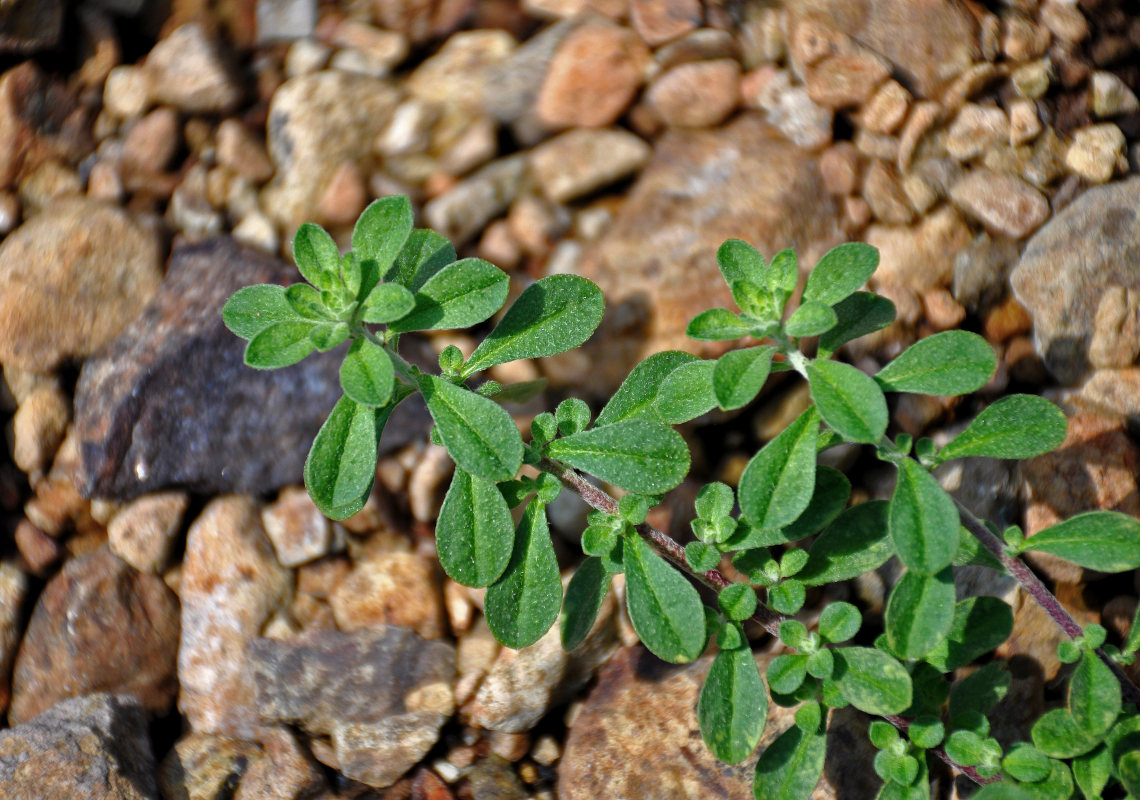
[{"x1": 1, "y1": 0, "x2": 1140, "y2": 798}]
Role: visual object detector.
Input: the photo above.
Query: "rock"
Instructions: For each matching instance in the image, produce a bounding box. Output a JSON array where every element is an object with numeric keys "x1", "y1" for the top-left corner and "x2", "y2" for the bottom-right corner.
[
  {"x1": 948, "y1": 169, "x2": 1048, "y2": 239},
  {"x1": 331, "y1": 550, "x2": 446, "y2": 640},
  {"x1": 465, "y1": 756, "x2": 527, "y2": 800},
  {"x1": 1081, "y1": 368, "x2": 1140, "y2": 423},
  {"x1": 250, "y1": 627, "x2": 455, "y2": 788},
  {"x1": 482, "y1": 19, "x2": 578, "y2": 126},
  {"x1": 559, "y1": 647, "x2": 879, "y2": 800},
  {"x1": 11, "y1": 382, "x2": 69, "y2": 476},
  {"x1": 786, "y1": 0, "x2": 977, "y2": 98},
  {"x1": 1021, "y1": 410, "x2": 1140, "y2": 582},
  {"x1": 804, "y1": 48, "x2": 891, "y2": 110},
  {"x1": 945, "y1": 104, "x2": 1009, "y2": 161},
  {"x1": 261, "y1": 486, "x2": 336, "y2": 567},
  {"x1": 0, "y1": 693, "x2": 159, "y2": 800},
  {"x1": 1008, "y1": 99, "x2": 1042, "y2": 146},
  {"x1": 407, "y1": 30, "x2": 516, "y2": 113},
  {"x1": 14, "y1": 518, "x2": 62, "y2": 574},
  {"x1": 1011, "y1": 58, "x2": 1051, "y2": 99},
  {"x1": 866, "y1": 205, "x2": 972, "y2": 292},
  {"x1": 107, "y1": 491, "x2": 189, "y2": 573},
  {"x1": 316, "y1": 160, "x2": 367, "y2": 227},
  {"x1": 857, "y1": 79, "x2": 909, "y2": 134},
  {"x1": 232, "y1": 727, "x2": 327, "y2": 800},
  {"x1": 0, "y1": 562, "x2": 28, "y2": 714},
  {"x1": 1001, "y1": 582, "x2": 1099, "y2": 682},
  {"x1": 424, "y1": 155, "x2": 527, "y2": 245},
  {"x1": 862, "y1": 159, "x2": 913, "y2": 224},
  {"x1": 215, "y1": 119, "x2": 275, "y2": 183},
  {"x1": 1011, "y1": 176, "x2": 1140, "y2": 384},
  {"x1": 0, "y1": 198, "x2": 162, "y2": 372},
  {"x1": 256, "y1": 0, "x2": 317, "y2": 44},
  {"x1": 144, "y1": 24, "x2": 241, "y2": 113},
  {"x1": 72, "y1": 236, "x2": 430, "y2": 500},
  {"x1": 103, "y1": 65, "x2": 151, "y2": 118},
  {"x1": 284, "y1": 38, "x2": 331, "y2": 77},
  {"x1": 262, "y1": 70, "x2": 400, "y2": 229},
  {"x1": 577, "y1": 114, "x2": 841, "y2": 389},
  {"x1": 630, "y1": 0, "x2": 701, "y2": 46},
  {"x1": 1091, "y1": 71, "x2": 1140, "y2": 118},
  {"x1": 0, "y1": 0, "x2": 63, "y2": 53},
  {"x1": 645, "y1": 59, "x2": 740, "y2": 128},
  {"x1": 179, "y1": 496, "x2": 291, "y2": 739},
  {"x1": 1065, "y1": 123, "x2": 1125, "y2": 184},
  {"x1": 371, "y1": 0, "x2": 473, "y2": 45},
  {"x1": 818, "y1": 142, "x2": 861, "y2": 196},
  {"x1": 1088, "y1": 286, "x2": 1140, "y2": 369},
  {"x1": 121, "y1": 108, "x2": 180, "y2": 177},
  {"x1": 467, "y1": 582, "x2": 620, "y2": 732},
  {"x1": 529, "y1": 128, "x2": 650, "y2": 204},
  {"x1": 9, "y1": 546, "x2": 180, "y2": 724},
  {"x1": 158, "y1": 732, "x2": 262, "y2": 800},
  {"x1": 0, "y1": 62, "x2": 84, "y2": 191},
  {"x1": 749, "y1": 69, "x2": 834, "y2": 150},
  {"x1": 535, "y1": 21, "x2": 650, "y2": 129},
  {"x1": 952, "y1": 232, "x2": 1020, "y2": 312}
]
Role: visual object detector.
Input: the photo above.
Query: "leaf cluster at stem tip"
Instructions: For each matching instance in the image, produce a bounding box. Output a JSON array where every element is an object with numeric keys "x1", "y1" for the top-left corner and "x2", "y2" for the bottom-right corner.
[{"x1": 224, "y1": 199, "x2": 1140, "y2": 800}]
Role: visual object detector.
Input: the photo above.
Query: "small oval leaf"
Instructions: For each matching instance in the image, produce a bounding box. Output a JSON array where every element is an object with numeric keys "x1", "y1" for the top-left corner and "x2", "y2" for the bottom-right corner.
[
  {"x1": 803, "y1": 242, "x2": 878, "y2": 306},
  {"x1": 386, "y1": 228, "x2": 457, "y2": 290},
  {"x1": 806, "y1": 359, "x2": 888, "y2": 444},
  {"x1": 832, "y1": 647, "x2": 912, "y2": 715},
  {"x1": 223, "y1": 284, "x2": 301, "y2": 340},
  {"x1": 713, "y1": 346, "x2": 776, "y2": 411},
  {"x1": 339, "y1": 338, "x2": 394, "y2": 407},
  {"x1": 352, "y1": 195, "x2": 414, "y2": 269},
  {"x1": 785, "y1": 300, "x2": 838, "y2": 338},
  {"x1": 361, "y1": 282, "x2": 415, "y2": 324},
  {"x1": 304, "y1": 395, "x2": 383, "y2": 519},
  {"x1": 1069, "y1": 651, "x2": 1122, "y2": 738},
  {"x1": 547, "y1": 421, "x2": 690, "y2": 495},
  {"x1": 245, "y1": 320, "x2": 316, "y2": 369},
  {"x1": 818, "y1": 291, "x2": 896, "y2": 358},
  {"x1": 698, "y1": 646, "x2": 768, "y2": 764},
  {"x1": 937, "y1": 395, "x2": 1068, "y2": 462},
  {"x1": 624, "y1": 533, "x2": 705, "y2": 663},
  {"x1": 465, "y1": 275, "x2": 605, "y2": 373},
  {"x1": 389, "y1": 258, "x2": 509, "y2": 333},
  {"x1": 717, "y1": 239, "x2": 766, "y2": 286},
  {"x1": 687, "y1": 308, "x2": 754, "y2": 341},
  {"x1": 752, "y1": 718, "x2": 827, "y2": 800},
  {"x1": 596, "y1": 351, "x2": 698, "y2": 427},
  {"x1": 419, "y1": 374, "x2": 523, "y2": 482},
  {"x1": 561, "y1": 557, "x2": 610, "y2": 651},
  {"x1": 292, "y1": 222, "x2": 340, "y2": 288},
  {"x1": 874, "y1": 331, "x2": 996, "y2": 396},
  {"x1": 1021, "y1": 511, "x2": 1140, "y2": 573},
  {"x1": 885, "y1": 567, "x2": 956, "y2": 659},
  {"x1": 485, "y1": 499, "x2": 562, "y2": 649},
  {"x1": 799, "y1": 501, "x2": 894, "y2": 586},
  {"x1": 655, "y1": 359, "x2": 718, "y2": 423},
  {"x1": 739, "y1": 406, "x2": 819, "y2": 531},
  {"x1": 436, "y1": 468, "x2": 514, "y2": 587},
  {"x1": 889, "y1": 459, "x2": 959, "y2": 575},
  {"x1": 924, "y1": 596, "x2": 1013, "y2": 672}
]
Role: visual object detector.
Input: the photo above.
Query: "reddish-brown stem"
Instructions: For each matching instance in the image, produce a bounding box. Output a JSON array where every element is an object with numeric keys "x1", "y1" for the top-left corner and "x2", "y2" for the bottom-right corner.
[{"x1": 954, "y1": 497, "x2": 1140, "y2": 708}]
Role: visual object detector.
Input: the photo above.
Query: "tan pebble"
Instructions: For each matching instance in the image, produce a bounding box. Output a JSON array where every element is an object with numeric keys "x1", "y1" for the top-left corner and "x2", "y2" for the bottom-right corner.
[
  {"x1": 901, "y1": 171, "x2": 939, "y2": 215},
  {"x1": 232, "y1": 212, "x2": 279, "y2": 253},
  {"x1": 940, "y1": 62, "x2": 1001, "y2": 113},
  {"x1": 738, "y1": 64, "x2": 779, "y2": 109},
  {"x1": 805, "y1": 48, "x2": 891, "y2": 110},
  {"x1": 0, "y1": 191, "x2": 19, "y2": 234},
  {"x1": 1008, "y1": 98, "x2": 1041, "y2": 145},
  {"x1": 630, "y1": 0, "x2": 702, "y2": 46},
  {"x1": 86, "y1": 161, "x2": 123, "y2": 202},
  {"x1": 18, "y1": 161, "x2": 82, "y2": 213},
  {"x1": 108, "y1": 491, "x2": 189, "y2": 574},
  {"x1": 1001, "y1": 15, "x2": 1050, "y2": 62},
  {"x1": 1091, "y1": 71, "x2": 1140, "y2": 118},
  {"x1": 477, "y1": 220, "x2": 521, "y2": 271},
  {"x1": 12, "y1": 384, "x2": 70, "y2": 476},
  {"x1": 858, "y1": 79, "x2": 910, "y2": 134},
  {"x1": 1039, "y1": 1, "x2": 1089, "y2": 44},
  {"x1": 1011, "y1": 58, "x2": 1051, "y2": 98},
  {"x1": 897, "y1": 101, "x2": 941, "y2": 172},
  {"x1": 376, "y1": 457, "x2": 407, "y2": 494},
  {"x1": 317, "y1": 161, "x2": 367, "y2": 227},
  {"x1": 1004, "y1": 335, "x2": 1047, "y2": 385},
  {"x1": 14, "y1": 519, "x2": 61, "y2": 574},
  {"x1": 945, "y1": 104, "x2": 1009, "y2": 161},
  {"x1": 1089, "y1": 286, "x2": 1140, "y2": 369},
  {"x1": 489, "y1": 731, "x2": 531, "y2": 762},
  {"x1": 853, "y1": 129, "x2": 899, "y2": 162},
  {"x1": 446, "y1": 744, "x2": 477, "y2": 769},
  {"x1": 842, "y1": 195, "x2": 872, "y2": 233},
  {"x1": 1065, "y1": 123, "x2": 1126, "y2": 184},
  {"x1": 103, "y1": 65, "x2": 152, "y2": 118},
  {"x1": 646, "y1": 59, "x2": 740, "y2": 128},
  {"x1": 863, "y1": 160, "x2": 913, "y2": 224},
  {"x1": 216, "y1": 119, "x2": 275, "y2": 182},
  {"x1": 331, "y1": 550, "x2": 446, "y2": 639},
  {"x1": 922, "y1": 288, "x2": 966, "y2": 331},
  {"x1": 530, "y1": 735, "x2": 561, "y2": 766},
  {"x1": 983, "y1": 294, "x2": 1033, "y2": 342},
  {"x1": 444, "y1": 579, "x2": 474, "y2": 634},
  {"x1": 819, "y1": 142, "x2": 861, "y2": 196},
  {"x1": 122, "y1": 107, "x2": 181, "y2": 175},
  {"x1": 979, "y1": 13, "x2": 1001, "y2": 62}
]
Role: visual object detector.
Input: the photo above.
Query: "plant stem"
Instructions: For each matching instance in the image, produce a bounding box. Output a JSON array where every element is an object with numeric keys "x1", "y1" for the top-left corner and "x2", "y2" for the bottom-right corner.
[
  {"x1": 954, "y1": 497, "x2": 1140, "y2": 708},
  {"x1": 538, "y1": 456, "x2": 784, "y2": 636}
]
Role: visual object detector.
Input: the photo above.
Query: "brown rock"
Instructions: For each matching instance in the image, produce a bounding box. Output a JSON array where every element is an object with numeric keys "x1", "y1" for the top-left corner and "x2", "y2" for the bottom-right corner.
[
  {"x1": 406, "y1": 30, "x2": 516, "y2": 113},
  {"x1": 805, "y1": 48, "x2": 891, "y2": 110},
  {"x1": 233, "y1": 727, "x2": 327, "y2": 800},
  {"x1": 1000, "y1": 583, "x2": 1100, "y2": 682},
  {"x1": 215, "y1": 119, "x2": 275, "y2": 183},
  {"x1": 1065, "y1": 123, "x2": 1125, "y2": 184},
  {"x1": 11, "y1": 383, "x2": 69, "y2": 476},
  {"x1": 646, "y1": 59, "x2": 740, "y2": 128},
  {"x1": 144, "y1": 24, "x2": 241, "y2": 113},
  {"x1": 0, "y1": 198, "x2": 162, "y2": 372},
  {"x1": 158, "y1": 733, "x2": 262, "y2": 800},
  {"x1": 331, "y1": 550, "x2": 446, "y2": 640},
  {"x1": 1021, "y1": 411, "x2": 1140, "y2": 582},
  {"x1": 819, "y1": 142, "x2": 861, "y2": 196},
  {"x1": 13, "y1": 518, "x2": 61, "y2": 574},
  {"x1": 945, "y1": 104, "x2": 1009, "y2": 162},
  {"x1": 630, "y1": 0, "x2": 702, "y2": 46},
  {"x1": 0, "y1": 0, "x2": 63, "y2": 53},
  {"x1": 179, "y1": 496, "x2": 290, "y2": 739},
  {"x1": 1081, "y1": 368, "x2": 1140, "y2": 424},
  {"x1": 1089, "y1": 286, "x2": 1140, "y2": 369},
  {"x1": 108, "y1": 491, "x2": 189, "y2": 574},
  {"x1": 559, "y1": 647, "x2": 879, "y2": 800},
  {"x1": 122, "y1": 107, "x2": 181, "y2": 177},
  {"x1": 0, "y1": 62, "x2": 83, "y2": 191},
  {"x1": 317, "y1": 160, "x2": 367, "y2": 227},
  {"x1": 9, "y1": 546, "x2": 180, "y2": 723},
  {"x1": 372, "y1": 0, "x2": 473, "y2": 44},
  {"x1": 261, "y1": 486, "x2": 336, "y2": 568},
  {"x1": 0, "y1": 561, "x2": 27, "y2": 714},
  {"x1": 529, "y1": 128, "x2": 650, "y2": 203},
  {"x1": 653, "y1": 28, "x2": 738, "y2": 72},
  {"x1": 577, "y1": 114, "x2": 841, "y2": 390},
  {"x1": 536, "y1": 22, "x2": 650, "y2": 129},
  {"x1": 948, "y1": 169, "x2": 1048, "y2": 239},
  {"x1": 866, "y1": 205, "x2": 972, "y2": 291},
  {"x1": 857, "y1": 79, "x2": 910, "y2": 134},
  {"x1": 862, "y1": 159, "x2": 913, "y2": 224}
]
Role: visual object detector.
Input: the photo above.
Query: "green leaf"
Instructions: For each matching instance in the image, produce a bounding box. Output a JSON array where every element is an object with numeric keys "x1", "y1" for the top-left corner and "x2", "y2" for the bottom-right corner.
[
  {"x1": 767, "y1": 654, "x2": 808, "y2": 694},
  {"x1": 1073, "y1": 745, "x2": 1112, "y2": 800},
  {"x1": 596, "y1": 351, "x2": 698, "y2": 427},
  {"x1": 292, "y1": 222, "x2": 340, "y2": 289},
  {"x1": 489, "y1": 378, "x2": 547, "y2": 404},
  {"x1": 308, "y1": 322, "x2": 350, "y2": 351},
  {"x1": 244, "y1": 320, "x2": 317, "y2": 369},
  {"x1": 304, "y1": 395, "x2": 383, "y2": 519},
  {"x1": 339, "y1": 338, "x2": 394, "y2": 407},
  {"x1": 361, "y1": 282, "x2": 416, "y2": 324},
  {"x1": 695, "y1": 482, "x2": 734, "y2": 520},
  {"x1": 874, "y1": 331, "x2": 996, "y2": 396},
  {"x1": 877, "y1": 759, "x2": 930, "y2": 800},
  {"x1": 1118, "y1": 748, "x2": 1140, "y2": 798},
  {"x1": 687, "y1": 308, "x2": 754, "y2": 341},
  {"x1": 889, "y1": 459, "x2": 959, "y2": 575},
  {"x1": 1021, "y1": 511, "x2": 1140, "y2": 573},
  {"x1": 436, "y1": 468, "x2": 514, "y2": 587},
  {"x1": 1002, "y1": 744, "x2": 1052, "y2": 783},
  {"x1": 819, "y1": 602, "x2": 861, "y2": 643},
  {"x1": 464, "y1": 275, "x2": 605, "y2": 374},
  {"x1": 924, "y1": 596, "x2": 1013, "y2": 672},
  {"x1": 803, "y1": 242, "x2": 878, "y2": 306},
  {"x1": 624, "y1": 533, "x2": 705, "y2": 663},
  {"x1": 885, "y1": 567, "x2": 955, "y2": 659},
  {"x1": 555, "y1": 397, "x2": 591, "y2": 436},
  {"x1": 352, "y1": 195, "x2": 414, "y2": 270},
  {"x1": 908, "y1": 716, "x2": 945, "y2": 750},
  {"x1": 806, "y1": 359, "x2": 888, "y2": 444},
  {"x1": 713, "y1": 346, "x2": 776, "y2": 411},
  {"x1": 699, "y1": 646, "x2": 768, "y2": 764},
  {"x1": 752, "y1": 717, "x2": 827, "y2": 800},
  {"x1": 388, "y1": 258, "x2": 509, "y2": 333},
  {"x1": 778, "y1": 465, "x2": 850, "y2": 544},
  {"x1": 547, "y1": 421, "x2": 690, "y2": 495},
  {"x1": 284, "y1": 283, "x2": 329, "y2": 320},
  {"x1": 1069, "y1": 651, "x2": 1121, "y2": 738},
  {"x1": 485, "y1": 499, "x2": 562, "y2": 649},
  {"x1": 785, "y1": 300, "x2": 838, "y2": 338},
  {"x1": 832, "y1": 647, "x2": 912, "y2": 715},
  {"x1": 818, "y1": 292, "x2": 896, "y2": 359},
  {"x1": 1032, "y1": 708, "x2": 1104, "y2": 759},
  {"x1": 769, "y1": 249, "x2": 798, "y2": 302},
  {"x1": 685, "y1": 541, "x2": 720, "y2": 572},
  {"x1": 654, "y1": 360, "x2": 718, "y2": 423},
  {"x1": 739, "y1": 406, "x2": 820, "y2": 530},
  {"x1": 419, "y1": 374, "x2": 523, "y2": 482},
  {"x1": 971, "y1": 787, "x2": 1035, "y2": 800},
  {"x1": 387, "y1": 228, "x2": 457, "y2": 291},
  {"x1": 1123, "y1": 601, "x2": 1140, "y2": 657},
  {"x1": 719, "y1": 584, "x2": 758, "y2": 621},
  {"x1": 799, "y1": 501, "x2": 894, "y2": 586},
  {"x1": 223, "y1": 284, "x2": 304, "y2": 340},
  {"x1": 561, "y1": 557, "x2": 610, "y2": 651},
  {"x1": 936, "y1": 395, "x2": 1068, "y2": 463},
  {"x1": 949, "y1": 662, "x2": 1010, "y2": 722},
  {"x1": 805, "y1": 649, "x2": 834, "y2": 680},
  {"x1": 770, "y1": 579, "x2": 805, "y2": 614},
  {"x1": 717, "y1": 239, "x2": 766, "y2": 286}
]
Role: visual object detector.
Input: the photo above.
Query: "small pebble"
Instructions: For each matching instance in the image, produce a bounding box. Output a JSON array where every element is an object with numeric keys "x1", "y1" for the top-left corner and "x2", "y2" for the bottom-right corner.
[{"x1": 1065, "y1": 123, "x2": 1126, "y2": 184}]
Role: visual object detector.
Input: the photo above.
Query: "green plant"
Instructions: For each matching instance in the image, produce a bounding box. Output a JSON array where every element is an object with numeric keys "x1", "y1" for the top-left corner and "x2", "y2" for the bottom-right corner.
[{"x1": 224, "y1": 195, "x2": 1140, "y2": 800}]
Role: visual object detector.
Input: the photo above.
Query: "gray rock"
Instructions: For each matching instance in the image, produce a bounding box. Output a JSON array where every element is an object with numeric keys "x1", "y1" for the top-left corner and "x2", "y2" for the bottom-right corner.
[
  {"x1": 1011, "y1": 176, "x2": 1140, "y2": 384},
  {"x1": 250, "y1": 627, "x2": 455, "y2": 787},
  {"x1": 424, "y1": 155, "x2": 527, "y2": 245},
  {"x1": 72, "y1": 236, "x2": 429, "y2": 500},
  {"x1": 529, "y1": 128, "x2": 650, "y2": 204},
  {"x1": 0, "y1": 693, "x2": 159, "y2": 800},
  {"x1": 482, "y1": 19, "x2": 578, "y2": 124},
  {"x1": 256, "y1": 0, "x2": 317, "y2": 44}
]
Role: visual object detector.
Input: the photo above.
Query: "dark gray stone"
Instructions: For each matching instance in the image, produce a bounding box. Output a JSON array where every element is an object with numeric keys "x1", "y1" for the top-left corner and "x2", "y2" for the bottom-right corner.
[
  {"x1": 0, "y1": 693, "x2": 159, "y2": 800},
  {"x1": 73, "y1": 236, "x2": 430, "y2": 500}
]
